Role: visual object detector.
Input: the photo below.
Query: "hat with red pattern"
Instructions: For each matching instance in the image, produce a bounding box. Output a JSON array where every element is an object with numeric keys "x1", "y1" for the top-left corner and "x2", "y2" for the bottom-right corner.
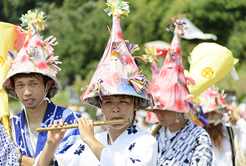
[
  {"x1": 2, "y1": 10, "x2": 61, "y2": 99},
  {"x1": 81, "y1": 0, "x2": 152, "y2": 109},
  {"x1": 149, "y1": 17, "x2": 194, "y2": 113},
  {"x1": 198, "y1": 86, "x2": 227, "y2": 114}
]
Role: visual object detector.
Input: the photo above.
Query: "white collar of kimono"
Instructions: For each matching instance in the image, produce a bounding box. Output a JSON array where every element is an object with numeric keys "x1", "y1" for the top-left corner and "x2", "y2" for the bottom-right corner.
[{"x1": 20, "y1": 84, "x2": 51, "y2": 156}]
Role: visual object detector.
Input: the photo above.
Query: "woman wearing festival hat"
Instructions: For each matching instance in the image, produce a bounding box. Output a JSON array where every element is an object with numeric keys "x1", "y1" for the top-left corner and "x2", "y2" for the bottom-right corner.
[
  {"x1": 147, "y1": 18, "x2": 213, "y2": 165},
  {"x1": 2, "y1": 10, "x2": 82, "y2": 165},
  {"x1": 35, "y1": 1, "x2": 157, "y2": 166},
  {"x1": 200, "y1": 86, "x2": 246, "y2": 166}
]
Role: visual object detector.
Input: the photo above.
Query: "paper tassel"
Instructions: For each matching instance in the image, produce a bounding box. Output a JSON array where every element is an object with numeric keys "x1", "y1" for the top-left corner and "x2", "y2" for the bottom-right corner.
[
  {"x1": 104, "y1": 0, "x2": 130, "y2": 17},
  {"x1": 142, "y1": 47, "x2": 162, "y2": 63},
  {"x1": 20, "y1": 10, "x2": 47, "y2": 35},
  {"x1": 127, "y1": 72, "x2": 149, "y2": 94}
]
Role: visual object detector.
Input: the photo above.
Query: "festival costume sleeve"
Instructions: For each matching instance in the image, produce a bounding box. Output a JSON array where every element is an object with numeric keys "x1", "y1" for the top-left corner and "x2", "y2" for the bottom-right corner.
[
  {"x1": 0, "y1": 124, "x2": 19, "y2": 166},
  {"x1": 100, "y1": 135, "x2": 158, "y2": 166},
  {"x1": 55, "y1": 110, "x2": 82, "y2": 155},
  {"x1": 10, "y1": 103, "x2": 82, "y2": 158},
  {"x1": 34, "y1": 140, "x2": 99, "y2": 166},
  {"x1": 236, "y1": 119, "x2": 246, "y2": 153},
  {"x1": 189, "y1": 132, "x2": 213, "y2": 165}
]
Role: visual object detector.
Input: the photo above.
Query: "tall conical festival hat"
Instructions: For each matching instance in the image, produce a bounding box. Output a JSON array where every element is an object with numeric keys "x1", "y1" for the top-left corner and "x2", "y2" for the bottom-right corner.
[
  {"x1": 149, "y1": 18, "x2": 194, "y2": 113},
  {"x1": 198, "y1": 86, "x2": 227, "y2": 114},
  {"x1": 2, "y1": 10, "x2": 61, "y2": 100},
  {"x1": 82, "y1": 0, "x2": 152, "y2": 109},
  {"x1": 0, "y1": 21, "x2": 19, "y2": 140}
]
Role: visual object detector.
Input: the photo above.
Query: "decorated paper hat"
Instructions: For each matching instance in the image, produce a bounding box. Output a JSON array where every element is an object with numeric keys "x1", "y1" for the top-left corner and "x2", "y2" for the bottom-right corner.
[
  {"x1": 198, "y1": 86, "x2": 227, "y2": 114},
  {"x1": 81, "y1": 0, "x2": 152, "y2": 109},
  {"x1": 182, "y1": 69, "x2": 208, "y2": 126},
  {"x1": 2, "y1": 10, "x2": 61, "y2": 99},
  {"x1": 188, "y1": 42, "x2": 239, "y2": 97},
  {"x1": 148, "y1": 17, "x2": 194, "y2": 113}
]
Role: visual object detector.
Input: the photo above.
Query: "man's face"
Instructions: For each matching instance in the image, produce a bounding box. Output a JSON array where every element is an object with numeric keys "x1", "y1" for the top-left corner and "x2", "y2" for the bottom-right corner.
[
  {"x1": 14, "y1": 75, "x2": 46, "y2": 110},
  {"x1": 101, "y1": 95, "x2": 136, "y2": 130},
  {"x1": 153, "y1": 109, "x2": 177, "y2": 127}
]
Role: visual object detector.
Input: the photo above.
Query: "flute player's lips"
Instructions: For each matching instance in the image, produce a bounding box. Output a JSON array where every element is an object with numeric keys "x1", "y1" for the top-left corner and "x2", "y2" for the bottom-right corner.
[{"x1": 111, "y1": 117, "x2": 123, "y2": 120}]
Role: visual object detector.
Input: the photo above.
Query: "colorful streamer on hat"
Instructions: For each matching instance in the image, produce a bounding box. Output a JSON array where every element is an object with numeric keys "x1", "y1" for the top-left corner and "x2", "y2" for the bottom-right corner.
[
  {"x1": 127, "y1": 71, "x2": 149, "y2": 94},
  {"x1": 142, "y1": 47, "x2": 163, "y2": 63},
  {"x1": 43, "y1": 36, "x2": 58, "y2": 56},
  {"x1": 166, "y1": 17, "x2": 188, "y2": 36},
  {"x1": 187, "y1": 101, "x2": 209, "y2": 127},
  {"x1": 126, "y1": 44, "x2": 146, "y2": 66},
  {"x1": 90, "y1": 79, "x2": 104, "y2": 100},
  {"x1": 104, "y1": 0, "x2": 130, "y2": 16},
  {"x1": 127, "y1": 44, "x2": 140, "y2": 55},
  {"x1": 111, "y1": 41, "x2": 122, "y2": 60},
  {"x1": 46, "y1": 56, "x2": 62, "y2": 74},
  {"x1": 7, "y1": 50, "x2": 17, "y2": 67}
]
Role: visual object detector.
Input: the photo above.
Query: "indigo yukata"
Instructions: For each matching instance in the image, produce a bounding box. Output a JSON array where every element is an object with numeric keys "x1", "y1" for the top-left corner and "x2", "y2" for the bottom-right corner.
[
  {"x1": 149, "y1": 120, "x2": 213, "y2": 166},
  {"x1": 0, "y1": 120, "x2": 19, "y2": 166},
  {"x1": 11, "y1": 102, "x2": 82, "y2": 158}
]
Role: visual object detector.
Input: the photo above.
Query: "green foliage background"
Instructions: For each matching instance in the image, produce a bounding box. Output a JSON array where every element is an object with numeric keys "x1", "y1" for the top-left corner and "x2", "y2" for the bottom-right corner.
[{"x1": 1, "y1": 0, "x2": 246, "y2": 113}]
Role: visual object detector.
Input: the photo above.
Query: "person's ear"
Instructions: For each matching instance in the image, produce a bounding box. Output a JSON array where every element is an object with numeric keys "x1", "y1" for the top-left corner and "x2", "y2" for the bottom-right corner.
[
  {"x1": 134, "y1": 97, "x2": 138, "y2": 111},
  {"x1": 46, "y1": 80, "x2": 54, "y2": 91}
]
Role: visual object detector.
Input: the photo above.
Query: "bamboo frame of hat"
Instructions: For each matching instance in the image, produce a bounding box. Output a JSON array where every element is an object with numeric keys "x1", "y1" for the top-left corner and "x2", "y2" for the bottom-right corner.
[{"x1": 37, "y1": 119, "x2": 129, "y2": 132}]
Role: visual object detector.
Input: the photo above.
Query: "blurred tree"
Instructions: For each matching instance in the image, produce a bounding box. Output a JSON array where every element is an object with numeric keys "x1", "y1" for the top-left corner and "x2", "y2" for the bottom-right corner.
[
  {"x1": 1, "y1": 0, "x2": 246, "y2": 101},
  {"x1": 36, "y1": 0, "x2": 110, "y2": 84},
  {"x1": 0, "y1": 0, "x2": 64, "y2": 24}
]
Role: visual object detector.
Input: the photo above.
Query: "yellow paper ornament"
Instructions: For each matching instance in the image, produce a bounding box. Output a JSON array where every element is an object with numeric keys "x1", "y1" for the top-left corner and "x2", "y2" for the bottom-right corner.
[
  {"x1": 188, "y1": 42, "x2": 238, "y2": 97},
  {"x1": 0, "y1": 21, "x2": 18, "y2": 140}
]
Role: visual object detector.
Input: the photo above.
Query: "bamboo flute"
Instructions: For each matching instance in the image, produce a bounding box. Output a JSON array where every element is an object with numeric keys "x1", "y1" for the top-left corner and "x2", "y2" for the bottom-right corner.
[
  {"x1": 37, "y1": 118, "x2": 129, "y2": 132},
  {"x1": 150, "y1": 123, "x2": 162, "y2": 136}
]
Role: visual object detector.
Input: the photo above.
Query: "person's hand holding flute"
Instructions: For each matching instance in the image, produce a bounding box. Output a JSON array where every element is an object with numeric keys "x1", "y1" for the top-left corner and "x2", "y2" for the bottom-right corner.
[
  {"x1": 37, "y1": 118, "x2": 130, "y2": 132},
  {"x1": 36, "y1": 117, "x2": 130, "y2": 166}
]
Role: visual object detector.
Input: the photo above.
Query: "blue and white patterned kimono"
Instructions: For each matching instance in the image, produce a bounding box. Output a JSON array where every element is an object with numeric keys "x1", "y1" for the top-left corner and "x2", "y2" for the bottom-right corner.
[
  {"x1": 35, "y1": 121, "x2": 158, "y2": 166},
  {"x1": 11, "y1": 101, "x2": 82, "y2": 158},
  {"x1": 149, "y1": 120, "x2": 213, "y2": 166},
  {"x1": 0, "y1": 120, "x2": 19, "y2": 166}
]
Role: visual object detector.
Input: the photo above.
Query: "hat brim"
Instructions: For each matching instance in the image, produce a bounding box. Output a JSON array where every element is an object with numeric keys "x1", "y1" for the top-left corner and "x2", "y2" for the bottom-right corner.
[{"x1": 83, "y1": 78, "x2": 151, "y2": 110}]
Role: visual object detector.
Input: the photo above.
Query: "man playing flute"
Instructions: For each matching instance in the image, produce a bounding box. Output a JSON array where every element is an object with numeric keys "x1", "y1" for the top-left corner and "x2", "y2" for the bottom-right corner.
[
  {"x1": 35, "y1": 1, "x2": 157, "y2": 165},
  {"x1": 2, "y1": 10, "x2": 82, "y2": 166}
]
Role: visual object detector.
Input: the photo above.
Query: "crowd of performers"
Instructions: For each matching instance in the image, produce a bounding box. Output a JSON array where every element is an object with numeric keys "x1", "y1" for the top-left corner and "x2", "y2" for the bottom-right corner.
[{"x1": 0, "y1": 0, "x2": 246, "y2": 166}]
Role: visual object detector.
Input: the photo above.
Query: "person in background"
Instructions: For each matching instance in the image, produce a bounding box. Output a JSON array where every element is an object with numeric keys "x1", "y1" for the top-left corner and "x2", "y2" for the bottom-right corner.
[
  {"x1": 200, "y1": 86, "x2": 246, "y2": 166},
  {"x1": 238, "y1": 99, "x2": 246, "y2": 121},
  {"x1": 135, "y1": 110, "x2": 148, "y2": 131},
  {"x1": 147, "y1": 17, "x2": 213, "y2": 165},
  {"x1": 2, "y1": 10, "x2": 82, "y2": 166},
  {"x1": 35, "y1": 1, "x2": 157, "y2": 165},
  {"x1": 78, "y1": 106, "x2": 92, "y2": 120}
]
